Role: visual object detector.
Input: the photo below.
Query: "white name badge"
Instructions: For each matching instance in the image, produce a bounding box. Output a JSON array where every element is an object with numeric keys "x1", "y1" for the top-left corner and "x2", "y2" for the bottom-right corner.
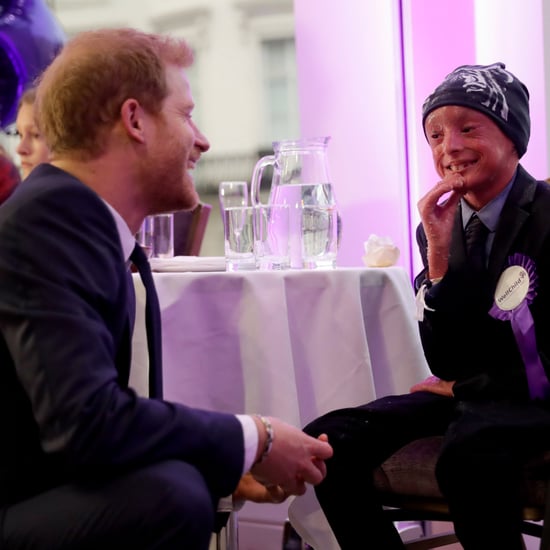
[{"x1": 493, "y1": 265, "x2": 530, "y2": 311}]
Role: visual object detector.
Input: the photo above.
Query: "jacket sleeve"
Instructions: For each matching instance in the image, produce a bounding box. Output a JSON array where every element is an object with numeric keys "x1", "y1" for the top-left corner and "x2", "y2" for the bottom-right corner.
[{"x1": 0, "y1": 181, "x2": 243, "y2": 499}]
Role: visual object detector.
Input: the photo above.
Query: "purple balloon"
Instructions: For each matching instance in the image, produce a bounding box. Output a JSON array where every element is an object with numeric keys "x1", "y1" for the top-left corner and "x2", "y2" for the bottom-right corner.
[{"x1": 0, "y1": 0, "x2": 66, "y2": 128}]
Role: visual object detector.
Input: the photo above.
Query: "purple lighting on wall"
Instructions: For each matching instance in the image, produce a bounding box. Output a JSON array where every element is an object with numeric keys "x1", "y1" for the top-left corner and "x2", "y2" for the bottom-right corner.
[{"x1": 294, "y1": 0, "x2": 548, "y2": 278}]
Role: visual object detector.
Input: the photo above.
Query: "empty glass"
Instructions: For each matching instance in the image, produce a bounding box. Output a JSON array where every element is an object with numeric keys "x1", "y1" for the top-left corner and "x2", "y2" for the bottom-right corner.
[
  {"x1": 136, "y1": 216, "x2": 154, "y2": 258},
  {"x1": 151, "y1": 213, "x2": 174, "y2": 258},
  {"x1": 219, "y1": 181, "x2": 249, "y2": 212}
]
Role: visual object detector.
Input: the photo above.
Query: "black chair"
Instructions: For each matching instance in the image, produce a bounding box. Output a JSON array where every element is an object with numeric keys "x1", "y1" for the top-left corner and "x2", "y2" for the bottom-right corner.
[
  {"x1": 173, "y1": 202, "x2": 212, "y2": 256},
  {"x1": 214, "y1": 505, "x2": 239, "y2": 550},
  {"x1": 374, "y1": 436, "x2": 550, "y2": 549}
]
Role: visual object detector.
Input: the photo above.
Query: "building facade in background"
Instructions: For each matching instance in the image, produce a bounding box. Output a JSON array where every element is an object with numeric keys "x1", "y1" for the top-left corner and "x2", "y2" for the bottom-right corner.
[
  {"x1": 1, "y1": 0, "x2": 298, "y2": 256},
  {"x1": 6, "y1": 0, "x2": 298, "y2": 192}
]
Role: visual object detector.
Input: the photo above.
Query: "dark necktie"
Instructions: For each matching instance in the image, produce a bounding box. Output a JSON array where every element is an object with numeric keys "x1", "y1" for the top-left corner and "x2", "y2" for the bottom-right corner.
[
  {"x1": 130, "y1": 242, "x2": 163, "y2": 399},
  {"x1": 464, "y1": 214, "x2": 489, "y2": 270}
]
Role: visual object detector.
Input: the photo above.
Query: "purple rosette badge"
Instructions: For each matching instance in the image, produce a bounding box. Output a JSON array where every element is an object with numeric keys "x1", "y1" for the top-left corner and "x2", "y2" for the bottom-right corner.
[{"x1": 489, "y1": 253, "x2": 550, "y2": 399}]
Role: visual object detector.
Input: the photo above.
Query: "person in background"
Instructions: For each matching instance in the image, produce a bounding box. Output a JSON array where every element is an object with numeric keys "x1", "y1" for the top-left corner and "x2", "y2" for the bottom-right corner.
[
  {"x1": 303, "y1": 62, "x2": 550, "y2": 549},
  {"x1": 0, "y1": 146, "x2": 21, "y2": 204},
  {"x1": 0, "y1": 28, "x2": 332, "y2": 550},
  {"x1": 15, "y1": 87, "x2": 50, "y2": 179}
]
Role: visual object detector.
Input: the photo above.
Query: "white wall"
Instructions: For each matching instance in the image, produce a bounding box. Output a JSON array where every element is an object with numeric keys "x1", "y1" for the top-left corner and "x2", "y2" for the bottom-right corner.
[
  {"x1": 295, "y1": 0, "x2": 411, "y2": 271},
  {"x1": 295, "y1": 0, "x2": 549, "y2": 276}
]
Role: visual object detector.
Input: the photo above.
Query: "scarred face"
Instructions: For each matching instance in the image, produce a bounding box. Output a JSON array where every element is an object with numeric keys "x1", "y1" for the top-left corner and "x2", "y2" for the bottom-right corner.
[{"x1": 424, "y1": 105, "x2": 518, "y2": 206}]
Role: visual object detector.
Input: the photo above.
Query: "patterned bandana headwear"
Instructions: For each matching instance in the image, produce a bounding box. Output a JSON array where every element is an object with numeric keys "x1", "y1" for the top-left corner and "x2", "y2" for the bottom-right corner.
[{"x1": 422, "y1": 62, "x2": 530, "y2": 158}]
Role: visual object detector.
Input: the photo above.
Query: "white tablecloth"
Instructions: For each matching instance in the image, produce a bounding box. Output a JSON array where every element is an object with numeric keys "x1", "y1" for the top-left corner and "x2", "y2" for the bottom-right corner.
[{"x1": 131, "y1": 266, "x2": 429, "y2": 548}]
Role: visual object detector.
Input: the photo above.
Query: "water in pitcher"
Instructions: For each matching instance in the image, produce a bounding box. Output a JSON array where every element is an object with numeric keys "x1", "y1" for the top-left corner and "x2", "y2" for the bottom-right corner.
[{"x1": 270, "y1": 183, "x2": 335, "y2": 268}]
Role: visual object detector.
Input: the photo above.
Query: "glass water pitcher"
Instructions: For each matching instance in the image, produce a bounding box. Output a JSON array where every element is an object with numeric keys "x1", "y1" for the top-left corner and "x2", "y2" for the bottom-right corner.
[{"x1": 250, "y1": 136, "x2": 338, "y2": 268}]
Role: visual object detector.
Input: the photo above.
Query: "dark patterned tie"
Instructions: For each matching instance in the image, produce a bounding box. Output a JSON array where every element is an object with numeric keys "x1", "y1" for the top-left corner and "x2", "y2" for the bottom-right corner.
[
  {"x1": 130, "y1": 242, "x2": 163, "y2": 399},
  {"x1": 464, "y1": 214, "x2": 489, "y2": 270}
]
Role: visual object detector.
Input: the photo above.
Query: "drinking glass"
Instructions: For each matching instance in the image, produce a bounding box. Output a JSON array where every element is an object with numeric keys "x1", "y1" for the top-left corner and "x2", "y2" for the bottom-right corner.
[
  {"x1": 224, "y1": 206, "x2": 256, "y2": 271},
  {"x1": 151, "y1": 213, "x2": 174, "y2": 258},
  {"x1": 300, "y1": 205, "x2": 338, "y2": 269},
  {"x1": 219, "y1": 181, "x2": 249, "y2": 212},
  {"x1": 254, "y1": 204, "x2": 290, "y2": 270},
  {"x1": 136, "y1": 216, "x2": 154, "y2": 258}
]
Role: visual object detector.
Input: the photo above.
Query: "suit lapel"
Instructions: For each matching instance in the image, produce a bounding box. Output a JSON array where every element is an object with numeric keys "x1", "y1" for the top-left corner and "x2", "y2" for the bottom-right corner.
[{"x1": 488, "y1": 167, "x2": 536, "y2": 288}]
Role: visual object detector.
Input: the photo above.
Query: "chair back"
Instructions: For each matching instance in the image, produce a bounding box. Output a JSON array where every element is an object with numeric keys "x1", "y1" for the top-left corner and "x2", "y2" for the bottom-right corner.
[{"x1": 173, "y1": 203, "x2": 212, "y2": 256}]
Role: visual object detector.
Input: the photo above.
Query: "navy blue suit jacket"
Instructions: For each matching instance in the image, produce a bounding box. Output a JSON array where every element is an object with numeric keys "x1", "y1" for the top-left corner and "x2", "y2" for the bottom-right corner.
[
  {"x1": 0, "y1": 164, "x2": 243, "y2": 507},
  {"x1": 414, "y1": 165, "x2": 550, "y2": 401}
]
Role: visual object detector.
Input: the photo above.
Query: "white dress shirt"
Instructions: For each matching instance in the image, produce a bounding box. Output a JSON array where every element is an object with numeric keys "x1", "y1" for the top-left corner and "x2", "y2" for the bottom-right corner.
[{"x1": 104, "y1": 202, "x2": 258, "y2": 474}]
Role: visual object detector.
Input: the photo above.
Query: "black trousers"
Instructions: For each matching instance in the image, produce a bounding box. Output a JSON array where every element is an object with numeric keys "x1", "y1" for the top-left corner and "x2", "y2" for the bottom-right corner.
[
  {"x1": 0, "y1": 460, "x2": 217, "y2": 549},
  {"x1": 303, "y1": 391, "x2": 550, "y2": 550}
]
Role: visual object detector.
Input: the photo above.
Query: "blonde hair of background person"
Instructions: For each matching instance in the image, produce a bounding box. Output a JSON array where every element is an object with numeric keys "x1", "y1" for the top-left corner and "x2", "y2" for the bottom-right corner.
[
  {"x1": 0, "y1": 27, "x2": 332, "y2": 550},
  {"x1": 15, "y1": 87, "x2": 50, "y2": 179}
]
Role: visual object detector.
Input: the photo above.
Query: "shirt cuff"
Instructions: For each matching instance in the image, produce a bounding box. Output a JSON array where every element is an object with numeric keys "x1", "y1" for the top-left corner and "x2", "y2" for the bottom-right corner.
[
  {"x1": 236, "y1": 414, "x2": 259, "y2": 473},
  {"x1": 415, "y1": 280, "x2": 436, "y2": 321}
]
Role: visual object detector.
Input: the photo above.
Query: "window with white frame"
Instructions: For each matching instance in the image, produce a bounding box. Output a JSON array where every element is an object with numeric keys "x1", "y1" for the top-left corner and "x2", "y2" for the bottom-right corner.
[{"x1": 261, "y1": 37, "x2": 299, "y2": 148}]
